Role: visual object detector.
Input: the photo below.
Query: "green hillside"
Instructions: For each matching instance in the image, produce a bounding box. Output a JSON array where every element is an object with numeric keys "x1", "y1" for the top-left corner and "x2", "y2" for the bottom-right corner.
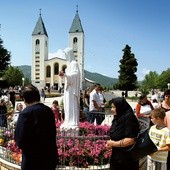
[
  {"x1": 84, "y1": 70, "x2": 118, "y2": 87},
  {"x1": 17, "y1": 65, "x2": 118, "y2": 87},
  {"x1": 17, "y1": 65, "x2": 31, "y2": 80}
]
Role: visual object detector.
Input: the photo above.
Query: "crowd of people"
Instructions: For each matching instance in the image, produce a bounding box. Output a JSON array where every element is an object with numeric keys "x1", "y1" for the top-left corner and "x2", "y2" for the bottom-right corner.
[
  {"x1": 1, "y1": 83, "x2": 170, "y2": 170},
  {"x1": 105, "y1": 89, "x2": 170, "y2": 170}
]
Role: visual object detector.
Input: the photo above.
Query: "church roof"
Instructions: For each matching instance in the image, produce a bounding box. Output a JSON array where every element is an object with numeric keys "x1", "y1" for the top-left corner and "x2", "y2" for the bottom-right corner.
[
  {"x1": 32, "y1": 14, "x2": 48, "y2": 37},
  {"x1": 69, "y1": 11, "x2": 84, "y2": 33}
]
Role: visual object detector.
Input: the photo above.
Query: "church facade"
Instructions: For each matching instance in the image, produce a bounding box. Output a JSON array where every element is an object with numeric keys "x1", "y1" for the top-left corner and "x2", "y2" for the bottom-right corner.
[{"x1": 31, "y1": 10, "x2": 85, "y2": 90}]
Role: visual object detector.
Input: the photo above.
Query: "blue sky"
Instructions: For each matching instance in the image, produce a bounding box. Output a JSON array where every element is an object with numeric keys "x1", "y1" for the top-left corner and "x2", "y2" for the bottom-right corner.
[{"x1": 0, "y1": 0, "x2": 170, "y2": 80}]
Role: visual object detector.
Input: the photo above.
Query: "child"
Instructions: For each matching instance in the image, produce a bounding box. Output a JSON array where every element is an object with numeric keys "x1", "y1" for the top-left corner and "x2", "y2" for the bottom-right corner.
[
  {"x1": 10, "y1": 103, "x2": 24, "y2": 128},
  {"x1": 51, "y1": 100, "x2": 60, "y2": 123},
  {"x1": 147, "y1": 108, "x2": 170, "y2": 170}
]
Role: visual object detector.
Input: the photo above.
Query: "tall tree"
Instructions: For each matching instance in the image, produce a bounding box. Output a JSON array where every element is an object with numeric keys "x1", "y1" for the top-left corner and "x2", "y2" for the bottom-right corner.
[
  {"x1": 3, "y1": 66, "x2": 24, "y2": 87},
  {"x1": 0, "y1": 37, "x2": 11, "y2": 76},
  {"x1": 117, "y1": 45, "x2": 138, "y2": 97}
]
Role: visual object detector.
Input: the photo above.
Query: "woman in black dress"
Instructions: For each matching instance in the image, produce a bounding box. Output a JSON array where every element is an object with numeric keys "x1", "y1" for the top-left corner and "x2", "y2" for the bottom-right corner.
[{"x1": 106, "y1": 97, "x2": 140, "y2": 170}]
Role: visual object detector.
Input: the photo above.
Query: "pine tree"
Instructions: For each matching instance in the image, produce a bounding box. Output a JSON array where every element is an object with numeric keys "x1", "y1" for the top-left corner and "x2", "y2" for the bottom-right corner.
[
  {"x1": 0, "y1": 37, "x2": 11, "y2": 76},
  {"x1": 118, "y1": 44, "x2": 138, "y2": 97}
]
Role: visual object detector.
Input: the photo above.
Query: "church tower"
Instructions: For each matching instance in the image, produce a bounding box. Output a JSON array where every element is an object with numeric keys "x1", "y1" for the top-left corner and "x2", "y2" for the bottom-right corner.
[
  {"x1": 69, "y1": 7, "x2": 85, "y2": 89},
  {"x1": 31, "y1": 8, "x2": 85, "y2": 90},
  {"x1": 31, "y1": 11, "x2": 48, "y2": 89}
]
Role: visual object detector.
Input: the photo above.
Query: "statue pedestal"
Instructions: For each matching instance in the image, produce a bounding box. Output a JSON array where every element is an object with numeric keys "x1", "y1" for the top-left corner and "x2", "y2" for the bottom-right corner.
[{"x1": 60, "y1": 125, "x2": 79, "y2": 137}]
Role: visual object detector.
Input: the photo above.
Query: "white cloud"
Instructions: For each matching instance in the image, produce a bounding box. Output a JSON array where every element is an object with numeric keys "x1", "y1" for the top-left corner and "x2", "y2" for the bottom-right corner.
[
  {"x1": 138, "y1": 68, "x2": 150, "y2": 81},
  {"x1": 49, "y1": 49, "x2": 66, "y2": 60},
  {"x1": 141, "y1": 68, "x2": 150, "y2": 75}
]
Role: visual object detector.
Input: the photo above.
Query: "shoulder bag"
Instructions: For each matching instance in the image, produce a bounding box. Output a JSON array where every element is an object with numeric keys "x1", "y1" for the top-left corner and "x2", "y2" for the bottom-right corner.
[{"x1": 122, "y1": 130, "x2": 158, "y2": 161}]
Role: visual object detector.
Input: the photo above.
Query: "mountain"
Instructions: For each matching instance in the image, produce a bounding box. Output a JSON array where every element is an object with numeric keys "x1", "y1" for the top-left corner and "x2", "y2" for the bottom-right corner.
[
  {"x1": 84, "y1": 70, "x2": 118, "y2": 87},
  {"x1": 17, "y1": 65, "x2": 31, "y2": 80},
  {"x1": 17, "y1": 65, "x2": 118, "y2": 87}
]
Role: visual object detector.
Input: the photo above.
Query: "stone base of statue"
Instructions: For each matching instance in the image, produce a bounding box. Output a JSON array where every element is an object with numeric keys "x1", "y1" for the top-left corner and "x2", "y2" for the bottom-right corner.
[{"x1": 60, "y1": 124, "x2": 79, "y2": 137}]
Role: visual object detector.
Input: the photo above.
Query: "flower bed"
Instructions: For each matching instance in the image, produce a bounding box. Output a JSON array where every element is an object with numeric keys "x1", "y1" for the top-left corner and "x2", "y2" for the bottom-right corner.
[
  {"x1": 0, "y1": 122, "x2": 111, "y2": 169},
  {"x1": 0, "y1": 128, "x2": 21, "y2": 165},
  {"x1": 0, "y1": 115, "x2": 150, "y2": 170},
  {"x1": 56, "y1": 121, "x2": 111, "y2": 168}
]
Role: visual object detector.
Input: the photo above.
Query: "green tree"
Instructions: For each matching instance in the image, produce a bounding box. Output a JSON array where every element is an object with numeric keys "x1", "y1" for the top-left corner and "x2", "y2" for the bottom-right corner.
[
  {"x1": 157, "y1": 68, "x2": 170, "y2": 90},
  {"x1": 140, "y1": 71, "x2": 159, "y2": 92},
  {"x1": 0, "y1": 37, "x2": 11, "y2": 76},
  {"x1": 2, "y1": 66, "x2": 24, "y2": 87},
  {"x1": 117, "y1": 44, "x2": 138, "y2": 97}
]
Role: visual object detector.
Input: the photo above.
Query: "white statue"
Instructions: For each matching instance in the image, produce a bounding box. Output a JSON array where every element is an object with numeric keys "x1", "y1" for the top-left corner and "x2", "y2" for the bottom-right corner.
[{"x1": 60, "y1": 47, "x2": 80, "y2": 134}]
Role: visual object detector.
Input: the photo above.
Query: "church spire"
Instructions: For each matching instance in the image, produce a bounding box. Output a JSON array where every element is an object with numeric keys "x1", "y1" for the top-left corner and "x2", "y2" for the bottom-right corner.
[
  {"x1": 76, "y1": 5, "x2": 78, "y2": 13},
  {"x1": 69, "y1": 6, "x2": 84, "y2": 33},
  {"x1": 32, "y1": 10, "x2": 48, "y2": 37},
  {"x1": 39, "y1": 8, "x2": 41, "y2": 16}
]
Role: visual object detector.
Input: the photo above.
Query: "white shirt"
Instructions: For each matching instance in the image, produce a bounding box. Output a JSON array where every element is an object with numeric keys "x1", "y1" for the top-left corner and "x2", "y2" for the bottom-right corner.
[{"x1": 89, "y1": 89, "x2": 100, "y2": 111}]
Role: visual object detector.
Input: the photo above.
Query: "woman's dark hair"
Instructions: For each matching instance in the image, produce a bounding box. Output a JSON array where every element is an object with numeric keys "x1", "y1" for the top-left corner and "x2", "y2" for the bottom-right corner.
[
  {"x1": 52, "y1": 100, "x2": 58, "y2": 105},
  {"x1": 139, "y1": 94, "x2": 147, "y2": 101},
  {"x1": 163, "y1": 89, "x2": 170, "y2": 99},
  {"x1": 138, "y1": 94, "x2": 149, "y2": 105},
  {"x1": 22, "y1": 85, "x2": 40, "y2": 104}
]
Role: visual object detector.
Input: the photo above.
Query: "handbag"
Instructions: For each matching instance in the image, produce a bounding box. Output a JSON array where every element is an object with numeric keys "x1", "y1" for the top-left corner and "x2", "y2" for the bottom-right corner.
[{"x1": 122, "y1": 130, "x2": 158, "y2": 161}]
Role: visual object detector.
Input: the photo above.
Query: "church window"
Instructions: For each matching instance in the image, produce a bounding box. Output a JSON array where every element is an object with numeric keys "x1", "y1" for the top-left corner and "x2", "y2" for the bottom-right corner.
[
  {"x1": 73, "y1": 37, "x2": 78, "y2": 51},
  {"x1": 73, "y1": 37, "x2": 78, "y2": 43},
  {"x1": 46, "y1": 66, "x2": 51, "y2": 77},
  {"x1": 54, "y1": 63, "x2": 59, "y2": 75},
  {"x1": 35, "y1": 39, "x2": 40, "y2": 45}
]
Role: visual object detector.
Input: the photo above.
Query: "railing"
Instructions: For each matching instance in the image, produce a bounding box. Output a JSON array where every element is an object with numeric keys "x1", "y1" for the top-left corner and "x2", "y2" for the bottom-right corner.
[{"x1": 0, "y1": 112, "x2": 149, "y2": 170}]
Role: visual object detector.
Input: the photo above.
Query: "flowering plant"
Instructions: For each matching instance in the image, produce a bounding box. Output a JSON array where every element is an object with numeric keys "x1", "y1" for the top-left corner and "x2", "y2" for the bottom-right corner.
[
  {"x1": 0, "y1": 129, "x2": 21, "y2": 164},
  {"x1": 0, "y1": 122, "x2": 112, "y2": 168},
  {"x1": 56, "y1": 121, "x2": 111, "y2": 168},
  {"x1": 0, "y1": 129, "x2": 14, "y2": 145}
]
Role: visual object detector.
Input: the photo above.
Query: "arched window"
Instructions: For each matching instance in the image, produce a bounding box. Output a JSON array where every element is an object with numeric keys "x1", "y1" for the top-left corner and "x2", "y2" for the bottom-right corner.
[
  {"x1": 54, "y1": 63, "x2": 59, "y2": 75},
  {"x1": 46, "y1": 66, "x2": 51, "y2": 77},
  {"x1": 73, "y1": 37, "x2": 78, "y2": 51},
  {"x1": 35, "y1": 39, "x2": 40, "y2": 45},
  {"x1": 73, "y1": 37, "x2": 78, "y2": 43}
]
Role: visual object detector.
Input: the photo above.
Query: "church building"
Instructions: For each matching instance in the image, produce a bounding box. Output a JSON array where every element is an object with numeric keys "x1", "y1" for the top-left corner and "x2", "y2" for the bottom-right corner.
[{"x1": 31, "y1": 9, "x2": 85, "y2": 90}]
